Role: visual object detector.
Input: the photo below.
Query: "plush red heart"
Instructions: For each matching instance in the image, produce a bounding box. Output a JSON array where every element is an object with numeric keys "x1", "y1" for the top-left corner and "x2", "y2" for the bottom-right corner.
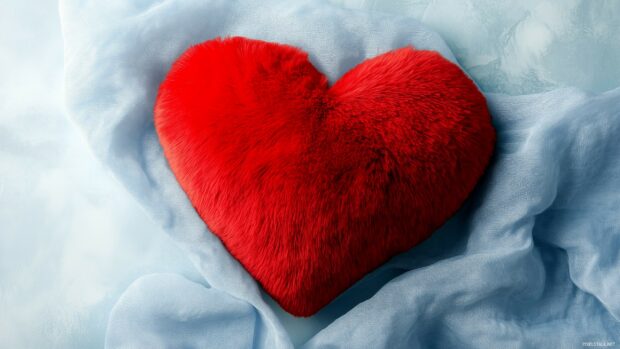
[{"x1": 155, "y1": 37, "x2": 495, "y2": 316}]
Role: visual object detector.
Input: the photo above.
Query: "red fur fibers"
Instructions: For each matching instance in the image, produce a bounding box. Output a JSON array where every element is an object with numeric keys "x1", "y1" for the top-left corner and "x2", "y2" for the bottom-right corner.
[{"x1": 155, "y1": 37, "x2": 495, "y2": 316}]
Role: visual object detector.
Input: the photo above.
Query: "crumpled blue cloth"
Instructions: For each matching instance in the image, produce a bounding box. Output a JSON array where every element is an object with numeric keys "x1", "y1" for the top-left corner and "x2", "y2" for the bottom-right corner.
[{"x1": 61, "y1": 0, "x2": 620, "y2": 347}]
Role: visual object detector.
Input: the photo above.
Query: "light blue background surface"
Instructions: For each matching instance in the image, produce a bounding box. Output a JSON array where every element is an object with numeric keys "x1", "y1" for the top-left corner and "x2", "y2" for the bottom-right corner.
[{"x1": 1, "y1": 0, "x2": 619, "y2": 347}]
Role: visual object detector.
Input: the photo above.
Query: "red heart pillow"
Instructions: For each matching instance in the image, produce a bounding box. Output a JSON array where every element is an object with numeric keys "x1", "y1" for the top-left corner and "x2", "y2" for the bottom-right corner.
[{"x1": 155, "y1": 37, "x2": 495, "y2": 316}]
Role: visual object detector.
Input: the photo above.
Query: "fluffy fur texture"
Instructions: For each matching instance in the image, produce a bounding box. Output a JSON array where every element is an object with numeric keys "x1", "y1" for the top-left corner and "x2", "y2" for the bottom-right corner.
[{"x1": 155, "y1": 37, "x2": 495, "y2": 316}]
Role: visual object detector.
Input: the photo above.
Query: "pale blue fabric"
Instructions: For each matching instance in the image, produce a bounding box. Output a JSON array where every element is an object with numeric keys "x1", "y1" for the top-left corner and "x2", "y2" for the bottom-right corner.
[{"x1": 61, "y1": 0, "x2": 620, "y2": 347}]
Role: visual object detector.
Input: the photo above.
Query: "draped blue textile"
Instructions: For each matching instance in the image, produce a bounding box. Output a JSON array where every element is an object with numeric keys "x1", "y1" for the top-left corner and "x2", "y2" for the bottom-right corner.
[{"x1": 61, "y1": 0, "x2": 620, "y2": 347}]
